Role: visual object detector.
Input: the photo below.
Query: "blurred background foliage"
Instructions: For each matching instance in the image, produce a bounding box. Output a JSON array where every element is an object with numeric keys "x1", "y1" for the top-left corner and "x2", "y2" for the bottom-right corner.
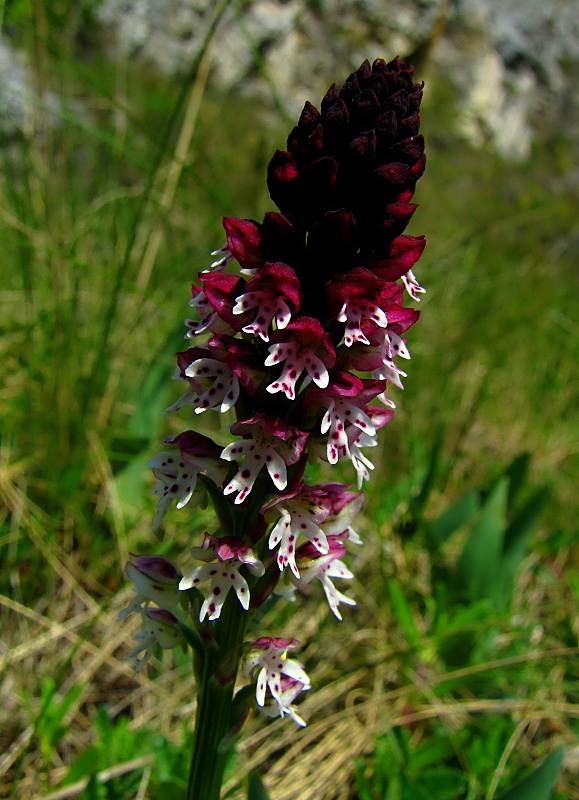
[{"x1": 0, "y1": 1, "x2": 577, "y2": 798}]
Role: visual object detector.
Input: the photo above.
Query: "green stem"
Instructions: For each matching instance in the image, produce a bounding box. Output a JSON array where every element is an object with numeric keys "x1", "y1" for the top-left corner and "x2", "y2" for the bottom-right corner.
[{"x1": 186, "y1": 581, "x2": 253, "y2": 800}]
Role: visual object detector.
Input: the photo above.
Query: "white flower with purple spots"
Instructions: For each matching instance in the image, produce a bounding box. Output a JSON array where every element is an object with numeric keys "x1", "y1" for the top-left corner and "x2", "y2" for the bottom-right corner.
[
  {"x1": 179, "y1": 534, "x2": 265, "y2": 622},
  {"x1": 233, "y1": 288, "x2": 292, "y2": 342},
  {"x1": 321, "y1": 397, "x2": 376, "y2": 465},
  {"x1": 243, "y1": 637, "x2": 310, "y2": 724},
  {"x1": 232, "y1": 262, "x2": 301, "y2": 342},
  {"x1": 262, "y1": 484, "x2": 330, "y2": 576},
  {"x1": 184, "y1": 357, "x2": 239, "y2": 414},
  {"x1": 186, "y1": 272, "x2": 249, "y2": 339},
  {"x1": 147, "y1": 432, "x2": 227, "y2": 530},
  {"x1": 221, "y1": 415, "x2": 308, "y2": 504},
  {"x1": 328, "y1": 268, "x2": 399, "y2": 347},
  {"x1": 304, "y1": 375, "x2": 389, "y2": 475},
  {"x1": 147, "y1": 451, "x2": 205, "y2": 531},
  {"x1": 402, "y1": 268, "x2": 426, "y2": 301},
  {"x1": 185, "y1": 288, "x2": 216, "y2": 336},
  {"x1": 337, "y1": 295, "x2": 388, "y2": 347},
  {"x1": 265, "y1": 317, "x2": 335, "y2": 400},
  {"x1": 291, "y1": 537, "x2": 356, "y2": 620},
  {"x1": 262, "y1": 483, "x2": 365, "y2": 576}
]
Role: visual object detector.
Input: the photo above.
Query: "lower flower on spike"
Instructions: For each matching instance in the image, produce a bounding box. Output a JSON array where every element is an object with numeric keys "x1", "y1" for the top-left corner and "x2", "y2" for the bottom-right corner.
[
  {"x1": 146, "y1": 431, "x2": 227, "y2": 530},
  {"x1": 127, "y1": 608, "x2": 185, "y2": 672},
  {"x1": 260, "y1": 676, "x2": 310, "y2": 727},
  {"x1": 243, "y1": 637, "x2": 310, "y2": 726},
  {"x1": 118, "y1": 554, "x2": 183, "y2": 620},
  {"x1": 179, "y1": 533, "x2": 265, "y2": 621},
  {"x1": 277, "y1": 535, "x2": 357, "y2": 620}
]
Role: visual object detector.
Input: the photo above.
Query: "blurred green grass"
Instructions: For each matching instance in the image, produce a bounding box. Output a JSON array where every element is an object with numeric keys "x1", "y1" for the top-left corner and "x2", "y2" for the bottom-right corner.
[{"x1": 0, "y1": 8, "x2": 578, "y2": 800}]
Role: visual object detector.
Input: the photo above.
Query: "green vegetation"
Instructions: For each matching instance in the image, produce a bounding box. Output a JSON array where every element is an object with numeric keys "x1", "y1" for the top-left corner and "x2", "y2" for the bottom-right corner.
[{"x1": 0, "y1": 8, "x2": 577, "y2": 800}]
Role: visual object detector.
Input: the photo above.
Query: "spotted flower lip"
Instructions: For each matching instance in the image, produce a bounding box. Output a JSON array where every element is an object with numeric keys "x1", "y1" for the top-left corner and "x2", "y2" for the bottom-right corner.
[
  {"x1": 232, "y1": 262, "x2": 302, "y2": 342},
  {"x1": 147, "y1": 432, "x2": 228, "y2": 530},
  {"x1": 221, "y1": 414, "x2": 308, "y2": 504},
  {"x1": 326, "y1": 268, "x2": 404, "y2": 347},
  {"x1": 206, "y1": 335, "x2": 266, "y2": 394},
  {"x1": 266, "y1": 492, "x2": 330, "y2": 578},
  {"x1": 343, "y1": 313, "x2": 418, "y2": 371},
  {"x1": 265, "y1": 317, "x2": 336, "y2": 400},
  {"x1": 260, "y1": 676, "x2": 310, "y2": 727},
  {"x1": 168, "y1": 345, "x2": 240, "y2": 415},
  {"x1": 303, "y1": 373, "x2": 386, "y2": 465},
  {"x1": 242, "y1": 637, "x2": 310, "y2": 721},
  {"x1": 262, "y1": 481, "x2": 364, "y2": 576},
  {"x1": 147, "y1": 451, "x2": 205, "y2": 531},
  {"x1": 290, "y1": 535, "x2": 356, "y2": 620},
  {"x1": 169, "y1": 335, "x2": 266, "y2": 416},
  {"x1": 186, "y1": 272, "x2": 250, "y2": 338},
  {"x1": 179, "y1": 534, "x2": 265, "y2": 622}
]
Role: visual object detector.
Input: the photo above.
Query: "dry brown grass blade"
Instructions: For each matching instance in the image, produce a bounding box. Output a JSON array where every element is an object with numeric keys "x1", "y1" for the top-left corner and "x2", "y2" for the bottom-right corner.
[
  {"x1": 0, "y1": 726, "x2": 34, "y2": 782},
  {"x1": 0, "y1": 594, "x2": 175, "y2": 705},
  {"x1": 34, "y1": 755, "x2": 153, "y2": 800},
  {"x1": 220, "y1": 645, "x2": 578, "y2": 800}
]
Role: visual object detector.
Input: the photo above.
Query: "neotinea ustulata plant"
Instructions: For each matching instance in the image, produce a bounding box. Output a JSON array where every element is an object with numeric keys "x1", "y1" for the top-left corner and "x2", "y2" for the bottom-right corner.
[{"x1": 119, "y1": 56, "x2": 426, "y2": 799}]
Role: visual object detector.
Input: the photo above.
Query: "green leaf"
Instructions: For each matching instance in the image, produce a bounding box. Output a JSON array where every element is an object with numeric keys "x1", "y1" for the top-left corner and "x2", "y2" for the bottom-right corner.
[
  {"x1": 502, "y1": 486, "x2": 550, "y2": 557},
  {"x1": 128, "y1": 326, "x2": 186, "y2": 440},
  {"x1": 409, "y1": 426, "x2": 444, "y2": 524},
  {"x1": 495, "y1": 486, "x2": 550, "y2": 608},
  {"x1": 388, "y1": 579, "x2": 420, "y2": 649},
  {"x1": 455, "y1": 478, "x2": 508, "y2": 597},
  {"x1": 355, "y1": 760, "x2": 373, "y2": 800},
  {"x1": 63, "y1": 746, "x2": 101, "y2": 785},
  {"x1": 81, "y1": 773, "x2": 102, "y2": 800},
  {"x1": 502, "y1": 452, "x2": 531, "y2": 512},
  {"x1": 494, "y1": 746, "x2": 564, "y2": 800},
  {"x1": 425, "y1": 489, "x2": 480, "y2": 550},
  {"x1": 247, "y1": 769, "x2": 271, "y2": 800}
]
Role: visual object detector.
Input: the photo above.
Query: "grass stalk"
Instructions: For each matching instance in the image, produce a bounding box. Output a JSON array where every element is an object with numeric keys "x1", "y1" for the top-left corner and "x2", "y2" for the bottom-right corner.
[{"x1": 80, "y1": 0, "x2": 233, "y2": 418}]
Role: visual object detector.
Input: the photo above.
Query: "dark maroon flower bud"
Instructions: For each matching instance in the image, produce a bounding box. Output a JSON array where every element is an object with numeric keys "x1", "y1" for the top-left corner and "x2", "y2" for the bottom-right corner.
[{"x1": 266, "y1": 56, "x2": 425, "y2": 263}]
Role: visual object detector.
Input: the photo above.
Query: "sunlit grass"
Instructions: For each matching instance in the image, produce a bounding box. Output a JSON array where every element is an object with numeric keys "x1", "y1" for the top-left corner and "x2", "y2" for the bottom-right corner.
[{"x1": 0, "y1": 12, "x2": 577, "y2": 800}]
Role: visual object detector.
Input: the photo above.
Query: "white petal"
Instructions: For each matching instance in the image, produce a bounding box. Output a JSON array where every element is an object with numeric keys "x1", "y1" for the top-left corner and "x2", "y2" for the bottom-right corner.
[
  {"x1": 320, "y1": 402, "x2": 334, "y2": 434},
  {"x1": 256, "y1": 667, "x2": 268, "y2": 707},
  {"x1": 281, "y1": 658, "x2": 310, "y2": 687},
  {"x1": 266, "y1": 450, "x2": 287, "y2": 490},
  {"x1": 304, "y1": 353, "x2": 329, "y2": 388},
  {"x1": 231, "y1": 572, "x2": 251, "y2": 610},
  {"x1": 274, "y1": 298, "x2": 292, "y2": 329}
]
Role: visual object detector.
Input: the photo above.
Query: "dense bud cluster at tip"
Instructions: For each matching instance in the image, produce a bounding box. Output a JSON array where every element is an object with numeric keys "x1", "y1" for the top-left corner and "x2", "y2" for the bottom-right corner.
[{"x1": 122, "y1": 58, "x2": 426, "y2": 725}]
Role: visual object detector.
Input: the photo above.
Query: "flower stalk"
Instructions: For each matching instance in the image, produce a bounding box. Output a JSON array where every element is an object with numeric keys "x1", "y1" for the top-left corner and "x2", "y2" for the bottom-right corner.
[
  {"x1": 186, "y1": 593, "x2": 252, "y2": 800},
  {"x1": 119, "y1": 56, "x2": 426, "y2": 798}
]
